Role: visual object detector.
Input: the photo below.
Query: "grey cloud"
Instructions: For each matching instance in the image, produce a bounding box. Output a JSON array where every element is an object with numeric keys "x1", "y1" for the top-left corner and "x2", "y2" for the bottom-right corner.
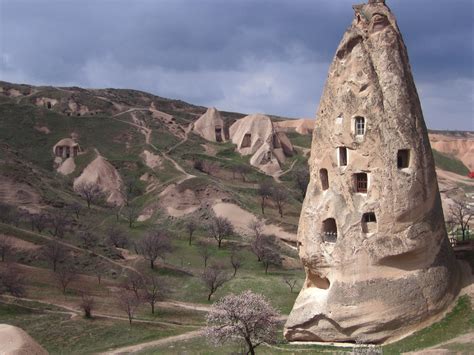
[{"x1": 0, "y1": 0, "x2": 472, "y2": 130}]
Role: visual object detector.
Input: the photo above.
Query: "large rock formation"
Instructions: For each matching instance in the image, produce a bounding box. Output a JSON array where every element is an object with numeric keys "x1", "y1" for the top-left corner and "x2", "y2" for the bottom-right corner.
[
  {"x1": 0, "y1": 324, "x2": 48, "y2": 354},
  {"x1": 284, "y1": 0, "x2": 460, "y2": 344},
  {"x1": 73, "y1": 154, "x2": 124, "y2": 206},
  {"x1": 193, "y1": 107, "x2": 227, "y2": 142},
  {"x1": 229, "y1": 113, "x2": 294, "y2": 174}
]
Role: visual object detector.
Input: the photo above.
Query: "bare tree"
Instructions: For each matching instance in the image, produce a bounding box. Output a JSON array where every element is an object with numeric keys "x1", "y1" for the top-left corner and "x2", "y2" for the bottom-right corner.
[
  {"x1": 185, "y1": 219, "x2": 198, "y2": 246},
  {"x1": 201, "y1": 263, "x2": 230, "y2": 301},
  {"x1": 67, "y1": 202, "x2": 83, "y2": 220},
  {"x1": 260, "y1": 243, "x2": 282, "y2": 274},
  {"x1": 143, "y1": 275, "x2": 166, "y2": 314},
  {"x1": 0, "y1": 265, "x2": 26, "y2": 297},
  {"x1": 116, "y1": 289, "x2": 141, "y2": 325},
  {"x1": 294, "y1": 165, "x2": 310, "y2": 200},
  {"x1": 123, "y1": 204, "x2": 140, "y2": 229},
  {"x1": 122, "y1": 272, "x2": 145, "y2": 300},
  {"x1": 136, "y1": 230, "x2": 172, "y2": 269},
  {"x1": 207, "y1": 216, "x2": 234, "y2": 248},
  {"x1": 106, "y1": 225, "x2": 129, "y2": 248},
  {"x1": 248, "y1": 219, "x2": 265, "y2": 242},
  {"x1": 0, "y1": 235, "x2": 14, "y2": 262},
  {"x1": 271, "y1": 185, "x2": 289, "y2": 218},
  {"x1": 198, "y1": 242, "x2": 212, "y2": 267},
  {"x1": 54, "y1": 264, "x2": 78, "y2": 294},
  {"x1": 202, "y1": 161, "x2": 219, "y2": 176},
  {"x1": 251, "y1": 233, "x2": 271, "y2": 262},
  {"x1": 123, "y1": 178, "x2": 142, "y2": 207},
  {"x1": 230, "y1": 249, "x2": 242, "y2": 278},
  {"x1": 49, "y1": 210, "x2": 71, "y2": 238},
  {"x1": 205, "y1": 290, "x2": 280, "y2": 355},
  {"x1": 257, "y1": 181, "x2": 273, "y2": 215},
  {"x1": 283, "y1": 277, "x2": 298, "y2": 293},
  {"x1": 449, "y1": 199, "x2": 473, "y2": 241},
  {"x1": 235, "y1": 164, "x2": 252, "y2": 182},
  {"x1": 0, "y1": 203, "x2": 14, "y2": 224},
  {"x1": 77, "y1": 229, "x2": 98, "y2": 249},
  {"x1": 42, "y1": 241, "x2": 67, "y2": 272},
  {"x1": 76, "y1": 182, "x2": 104, "y2": 208},
  {"x1": 29, "y1": 212, "x2": 49, "y2": 233},
  {"x1": 80, "y1": 292, "x2": 95, "y2": 318}
]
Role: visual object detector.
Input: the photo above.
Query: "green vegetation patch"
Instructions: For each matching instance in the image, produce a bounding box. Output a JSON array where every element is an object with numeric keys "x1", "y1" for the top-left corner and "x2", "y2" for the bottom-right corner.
[
  {"x1": 432, "y1": 149, "x2": 470, "y2": 176},
  {"x1": 383, "y1": 295, "x2": 474, "y2": 354}
]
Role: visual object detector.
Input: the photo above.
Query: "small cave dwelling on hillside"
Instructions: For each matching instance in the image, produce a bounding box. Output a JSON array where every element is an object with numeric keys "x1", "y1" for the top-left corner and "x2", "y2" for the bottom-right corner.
[
  {"x1": 193, "y1": 107, "x2": 228, "y2": 142},
  {"x1": 53, "y1": 138, "x2": 81, "y2": 159},
  {"x1": 229, "y1": 113, "x2": 294, "y2": 174}
]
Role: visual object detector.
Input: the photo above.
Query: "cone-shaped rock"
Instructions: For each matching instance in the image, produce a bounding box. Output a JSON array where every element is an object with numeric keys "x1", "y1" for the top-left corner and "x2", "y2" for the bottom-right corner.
[
  {"x1": 193, "y1": 107, "x2": 227, "y2": 142},
  {"x1": 284, "y1": 0, "x2": 460, "y2": 344}
]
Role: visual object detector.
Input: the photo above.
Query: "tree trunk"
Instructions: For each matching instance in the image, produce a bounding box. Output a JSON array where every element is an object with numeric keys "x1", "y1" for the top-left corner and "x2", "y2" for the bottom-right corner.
[
  {"x1": 150, "y1": 260, "x2": 154, "y2": 269},
  {"x1": 189, "y1": 232, "x2": 193, "y2": 246},
  {"x1": 261, "y1": 198, "x2": 265, "y2": 215},
  {"x1": 218, "y1": 238, "x2": 222, "y2": 248},
  {"x1": 151, "y1": 302, "x2": 155, "y2": 314},
  {"x1": 278, "y1": 205, "x2": 283, "y2": 218},
  {"x1": 208, "y1": 292, "x2": 212, "y2": 301},
  {"x1": 245, "y1": 338, "x2": 255, "y2": 355},
  {"x1": 265, "y1": 263, "x2": 269, "y2": 274},
  {"x1": 233, "y1": 267, "x2": 237, "y2": 278}
]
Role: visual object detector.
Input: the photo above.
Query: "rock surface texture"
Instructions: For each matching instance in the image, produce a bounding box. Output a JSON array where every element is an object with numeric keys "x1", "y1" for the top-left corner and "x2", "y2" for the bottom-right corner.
[
  {"x1": 284, "y1": 0, "x2": 460, "y2": 344},
  {"x1": 229, "y1": 113, "x2": 294, "y2": 174},
  {"x1": 193, "y1": 107, "x2": 227, "y2": 142},
  {"x1": 0, "y1": 324, "x2": 48, "y2": 354}
]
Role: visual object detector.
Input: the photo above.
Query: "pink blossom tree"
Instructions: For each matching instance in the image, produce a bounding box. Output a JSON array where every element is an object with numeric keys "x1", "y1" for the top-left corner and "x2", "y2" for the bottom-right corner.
[{"x1": 205, "y1": 290, "x2": 280, "y2": 355}]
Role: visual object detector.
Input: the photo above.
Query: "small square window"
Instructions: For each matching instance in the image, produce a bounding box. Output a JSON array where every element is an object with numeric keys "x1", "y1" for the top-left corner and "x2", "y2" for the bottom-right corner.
[{"x1": 397, "y1": 149, "x2": 410, "y2": 169}]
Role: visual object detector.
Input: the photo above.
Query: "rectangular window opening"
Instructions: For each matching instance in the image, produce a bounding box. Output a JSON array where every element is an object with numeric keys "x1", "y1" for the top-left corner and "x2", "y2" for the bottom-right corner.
[
  {"x1": 355, "y1": 173, "x2": 368, "y2": 193},
  {"x1": 338, "y1": 147, "x2": 348, "y2": 167},
  {"x1": 397, "y1": 149, "x2": 410, "y2": 169}
]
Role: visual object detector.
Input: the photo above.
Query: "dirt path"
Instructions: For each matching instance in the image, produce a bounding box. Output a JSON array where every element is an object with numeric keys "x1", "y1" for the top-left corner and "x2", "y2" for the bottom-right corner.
[
  {"x1": 99, "y1": 329, "x2": 204, "y2": 354},
  {"x1": 2, "y1": 224, "x2": 139, "y2": 276},
  {"x1": 166, "y1": 122, "x2": 194, "y2": 154},
  {"x1": 212, "y1": 202, "x2": 297, "y2": 243},
  {"x1": 272, "y1": 159, "x2": 298, "y2": 183}
]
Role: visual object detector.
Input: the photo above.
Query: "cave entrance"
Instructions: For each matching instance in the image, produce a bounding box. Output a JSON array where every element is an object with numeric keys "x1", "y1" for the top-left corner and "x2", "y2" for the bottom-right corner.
[
  {"x1": 241, "y1": 133, "x2": 252, "y2": 148},
  {"x1": 397, "y1": 149, "x2": 410, "y2": 169},
  {"x1": 322, "y1": 218, "x2": 337, "y2": 243},
  {"x1": 320, "y1": 168, "x2": 329, "y2": 190},
  {"x1": 362, "y1": 212, "x2": 377, "y2": 233},
  {"x1": 338, "y1": 147, "x2": 348, "y2": 166},
  {"x1": 215, "y1": 128, "x2": 223, "y2": 142}
]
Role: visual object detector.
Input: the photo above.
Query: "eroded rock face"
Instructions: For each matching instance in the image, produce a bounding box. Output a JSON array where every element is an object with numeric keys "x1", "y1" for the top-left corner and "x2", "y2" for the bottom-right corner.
[
  {"x1": 193, "y1": 107, "x2": 227, "y2": 142},
  {"x1": 229, "y1": 113, "x2": 294, "y2": 174},
  {"x1": 284, "y1": 0, "x2": 460, "y2": 344}
]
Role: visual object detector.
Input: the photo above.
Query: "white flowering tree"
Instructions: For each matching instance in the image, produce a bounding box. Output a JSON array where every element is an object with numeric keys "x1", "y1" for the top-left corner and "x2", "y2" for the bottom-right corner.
[{"x1": 205, "y1": 290, "x2": 280, "y2": 355}]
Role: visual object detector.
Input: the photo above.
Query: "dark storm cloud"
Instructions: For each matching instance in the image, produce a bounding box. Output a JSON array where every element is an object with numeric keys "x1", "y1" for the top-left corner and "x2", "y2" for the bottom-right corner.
[{"x1": 1, "y1": 0, "x2": 472, "y2": 130}]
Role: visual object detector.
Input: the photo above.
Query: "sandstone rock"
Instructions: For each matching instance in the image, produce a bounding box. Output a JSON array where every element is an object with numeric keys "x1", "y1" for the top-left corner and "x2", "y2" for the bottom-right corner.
[
  {"x1": 284, "y1": 0, "x2": 460, "y2": 344},
  {"x1": 229, "y1": 113, "x2": 294, "y2": 174},
  {"x1": 193, "y1": 107, "x2": 227, "y2": 142},
  {"x1": 0, "y1": 324, "x2": 48, "y2": 354},
  {"x1": 74, "y1": 154, "x2": 124, "y2": 206},
  {"x1": 274, "y1": 119, "x2": 315, "y2": 135}
]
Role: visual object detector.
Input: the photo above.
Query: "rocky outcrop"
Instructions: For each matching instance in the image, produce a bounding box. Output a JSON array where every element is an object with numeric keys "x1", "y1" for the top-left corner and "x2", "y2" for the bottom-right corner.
[
  {"x1": 193, "y1": 107, "x2": 227, "y2": 142},
  {"x1": 0, "y1": 324, "x2": 48, "y2": 354},
  {"x1": 274, "y1": 119, "x2": 315, "y2": 135},
  {"x1": 284, "y1": 0, "x2": 460, "y2": 344},
  {"x1": 229, "y1": 113, "x2": 294, "y2": 174},
  {"x1": 429, "y1": 132, "x2": 474, "y2": 170},
  {"x1": 73, "y1": 154, "x2": 124, "y2": 206}
]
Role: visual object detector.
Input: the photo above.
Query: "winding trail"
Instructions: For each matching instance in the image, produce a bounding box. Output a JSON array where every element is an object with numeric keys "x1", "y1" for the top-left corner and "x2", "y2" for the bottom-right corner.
[{"x1": 99, "y1": 329, "x2": 204, "y2": 355}]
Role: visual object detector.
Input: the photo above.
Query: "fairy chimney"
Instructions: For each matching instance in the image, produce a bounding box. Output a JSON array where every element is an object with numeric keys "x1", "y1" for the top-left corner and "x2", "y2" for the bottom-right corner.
[
  {"x1": 284, "y1": 0, "x2": 460, "y2": 344},
  {"x1": 193, "y1": 107, "x2": 227, "y2": 142}
]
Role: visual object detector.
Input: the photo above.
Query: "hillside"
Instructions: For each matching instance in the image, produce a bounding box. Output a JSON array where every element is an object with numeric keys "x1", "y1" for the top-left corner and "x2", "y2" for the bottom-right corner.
[{"x1": 0, "y1": 81, "x2": 473, "y2": 353}]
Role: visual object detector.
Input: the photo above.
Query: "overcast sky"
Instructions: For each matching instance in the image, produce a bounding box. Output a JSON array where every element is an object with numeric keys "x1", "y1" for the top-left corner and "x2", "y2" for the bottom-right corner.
[{"x1": 1, "y1": 0, "x2": 472, "y2": 130}]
